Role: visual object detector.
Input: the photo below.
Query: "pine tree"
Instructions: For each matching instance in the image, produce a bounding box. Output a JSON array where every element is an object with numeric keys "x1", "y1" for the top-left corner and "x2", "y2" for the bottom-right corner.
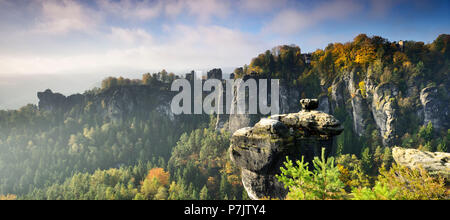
[
  {"x1": 191, "y1": 189, "x2": 199, "y2": 200},
  {"x1": 382, "y1": 147, "x2": 392, "y2": 167},
  {"x1": 242, "y1": 190, "x2": 249, "y2": 200},
  {"x1": 199, "y1": 185, "x2": 209, "y2": 200},
  {"x1": 335, "y1": 142, "x2": 344, "y2": 156},
  {"x1": 361, "y1": 147, "x2": 373, "y2": 174},
  {"x1": 276, "y1": 148, "x2": 346, "y2": 200},
  {"x1": 437, "y1": 142, "x2": 447, "y2": 152},
  {"x1": 168, "y1": 182, "x2": 179, "y2": 200},
  {"x1": 154, "y1": 186, "x2": 168, "y2": 200},
  {"x1": 219, "y1": 174, "x2": 231, "y2": 200}
]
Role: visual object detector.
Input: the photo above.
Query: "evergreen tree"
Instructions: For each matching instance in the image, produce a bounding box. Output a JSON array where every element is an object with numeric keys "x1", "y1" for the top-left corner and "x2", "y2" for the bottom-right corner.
[
  {"x1": 276, "y1": 148, "x2": 346, "y2": 200},
  {"x1": 361, "y1": 147, "x2": 373, "y2": 175},
  {"x1": 199, "y1": 185, "x2": 209, "y2": 200},
  {"x1": 219, "y1": 174, "x2": 231, "y2": 200},
  {"x1": 154, "y1": 186, "x2": 168, "y2": 200}
]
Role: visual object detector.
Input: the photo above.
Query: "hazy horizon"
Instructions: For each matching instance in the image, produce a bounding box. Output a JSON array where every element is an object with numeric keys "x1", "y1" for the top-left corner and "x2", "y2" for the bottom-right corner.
[{"x1": 0, "y1": 67, "x2": 237, "y2": 110}]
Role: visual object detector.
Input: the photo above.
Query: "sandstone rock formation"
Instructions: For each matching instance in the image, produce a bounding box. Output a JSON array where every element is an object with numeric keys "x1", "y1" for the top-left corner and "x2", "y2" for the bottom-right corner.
[
  {"x1": 38, "y1": 89, "x2": 84, "y2": 112},
  {"x1": 38, "y1": 86, "x2": 178, "y2": 122},
  {"x1": 371, "y1": 83, "x2": 398, "y2": 146},
  {"x1": 227, "y1": 76, "x2": 301, "y2": 134},
  {"x1": 229, "y1": 99, "x2": 343, "y2": 200},
  {"x1": 207, "y1": 68, "x2": 223, "y2": 79},
  {"x1": 37, "y1": 67, "x2": 449, "y2": 149},
  {"x1": 392, "y1": 147, "x2": 450, "y2": 181},
  {"x1": 420, "y1": 86, "x2": 450, "y2": 130}
]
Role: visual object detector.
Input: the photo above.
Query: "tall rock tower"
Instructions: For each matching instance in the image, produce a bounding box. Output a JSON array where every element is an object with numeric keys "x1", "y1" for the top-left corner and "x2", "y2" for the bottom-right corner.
[{"x1": 229, "y1": 99, "x2": 344, "y2": 199}]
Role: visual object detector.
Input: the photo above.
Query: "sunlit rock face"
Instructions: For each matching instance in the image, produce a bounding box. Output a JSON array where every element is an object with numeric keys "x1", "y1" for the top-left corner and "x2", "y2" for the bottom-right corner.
[
  {"x1": 420, "y1": 86, "x2": 450, "y2": 130},
  {"x1": 229, "y1": 99, "x2": 343, "y2": 200},
  {"x1": 392, "y1": 147, "x2": 450, "y2": 181}
]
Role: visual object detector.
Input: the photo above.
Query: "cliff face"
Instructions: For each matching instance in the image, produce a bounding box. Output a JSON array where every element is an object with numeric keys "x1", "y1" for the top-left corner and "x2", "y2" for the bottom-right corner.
[
  {"x1": 420, "y1": 86, "x2": 450, "y2": 130},
  {"x1": 38, "y1": 89, "x2": 84, "y2": 113},
  {"x1": 227, "y1": 77, "x2": 301, "y2": 134},
  {"x1": 369, "y1": 83, "x2": 399, "y2": 146},
  {"x1": 224, "y1": 69, "x2": 449, "y2": 147},
  {"x1": 330, "y1": 69, "x2": 449, "y2": 147},
  {"x1": 37, "y1": 67, "x2": 449, "y2": 148},
  {"x1": 37, "y1": 86, "x2": 178, "y2": 123}
]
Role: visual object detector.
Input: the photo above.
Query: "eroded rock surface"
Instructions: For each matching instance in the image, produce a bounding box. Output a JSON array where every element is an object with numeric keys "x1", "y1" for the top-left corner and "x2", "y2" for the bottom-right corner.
[
  {"x1": 392, "y1": 147, "x2": 450, "y2": 181},
  {"x1": 38, "y1": 89, "x2": 84, "y2": 112},
  {"x1": 420, "y1": 86, "x2": 450, "y2": 130},
  {"x1": 229, "y1": 99, "x2": 343, "y2": 199}
]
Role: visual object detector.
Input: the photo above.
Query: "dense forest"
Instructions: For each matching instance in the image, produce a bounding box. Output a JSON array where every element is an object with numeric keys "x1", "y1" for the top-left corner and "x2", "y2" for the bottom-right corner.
[
  {"x1": 0, "y1": 73, "x2": 245, "y2": 200},
  {"x1": 0, "y1": 34, "x2": 449, "y2": 200}
]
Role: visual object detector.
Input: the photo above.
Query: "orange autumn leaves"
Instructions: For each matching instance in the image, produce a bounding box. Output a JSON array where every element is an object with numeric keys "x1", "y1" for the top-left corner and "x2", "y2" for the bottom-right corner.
[
  {"x1": 137, "y1": 168, "x2": 170, "y2": 200},
  {"x1": 144, "y1": 168, "x2": 170, "y2": 186},
  {"x1": 0, "y1": 194, "x2": 17, "y2": 200}
]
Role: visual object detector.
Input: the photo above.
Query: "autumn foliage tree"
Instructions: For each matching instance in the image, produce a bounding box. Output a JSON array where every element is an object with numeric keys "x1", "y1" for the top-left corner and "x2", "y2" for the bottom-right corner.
[
  {"x1": 0, "y1": 194, "x2": 17, "y2": 200},
  {"x1": 138, "y1": 168, "x2": 170, "y2": 200},
  {"x1": 146, "y1": 168, "x2": 170, "y2": 186}
]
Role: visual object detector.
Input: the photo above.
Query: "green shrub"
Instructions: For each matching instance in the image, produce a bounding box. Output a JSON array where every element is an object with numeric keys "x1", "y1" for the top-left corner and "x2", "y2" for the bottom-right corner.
[
  {"x1": 351, "y1": 182, "x2": 398, "y2": 200},
  {"x1": 352, "y1": 164, "x2": 448, "y2": 200}
]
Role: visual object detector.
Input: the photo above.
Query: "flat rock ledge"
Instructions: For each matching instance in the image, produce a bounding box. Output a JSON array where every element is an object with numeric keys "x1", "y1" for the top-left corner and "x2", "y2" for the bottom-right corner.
[{"x1": 392, "y1": 147, "x2": 450, "y2": 181}]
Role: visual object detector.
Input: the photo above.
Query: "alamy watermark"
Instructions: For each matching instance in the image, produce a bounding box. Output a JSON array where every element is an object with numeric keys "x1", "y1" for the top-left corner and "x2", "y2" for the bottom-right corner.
[{"x1": 170, "y1": 78, "x2": 280, "y2": 115}]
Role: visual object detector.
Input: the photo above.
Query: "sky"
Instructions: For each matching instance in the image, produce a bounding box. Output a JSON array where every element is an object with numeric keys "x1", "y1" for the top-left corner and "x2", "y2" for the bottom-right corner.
[{"x1": 0, "y1": 0, "x2": 449, "y2": 109}]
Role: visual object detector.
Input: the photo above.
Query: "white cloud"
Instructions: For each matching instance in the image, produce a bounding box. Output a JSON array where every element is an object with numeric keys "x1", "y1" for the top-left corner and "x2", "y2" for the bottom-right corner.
[
  {"x1": 164, "y1": 0, "x2": 185, "y2": 18},
  {"x1": 155, "y1": 0, "x2": 233, "y2": 22},
  {"x1": 96, "y1": 0, "x2": 230, "y2": 22},
  {"x1": 0, "y1": 25, "x2": 268, "y2": 75},
  {"x1": 237, "y1": 0, "x2": 287, "y2": 13},
  {"x1": 160, "y1": 25, "x2": 264, "y2": 66},
  {"x1": 264, "y1": 0, "x2": 364, "y2": 35},
  {"x1": 108, "y1": 27, "x2": 153, "y2": 45},
  {"x1": 264, "y1": 9, "x2": 309, "y2": 35},
  {"x1": 184, "y1": 0, "x2": 231, "y2": 22},
  {"x1": 97, "y1": 0, "x2": 163, "y2": 20},
  {"x1": 34, "y1": 0, "x2": 100, "y2": 35}
]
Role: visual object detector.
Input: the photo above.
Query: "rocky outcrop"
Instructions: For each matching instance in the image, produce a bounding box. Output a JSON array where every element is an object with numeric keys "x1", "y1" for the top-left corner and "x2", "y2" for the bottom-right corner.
[
  {"x1": 330, "y1": 75, "x2": 348, "y2": 113},
  {"x1": 327, "y1": 70, "x2": 403, "y2": 146},
  {"x1": 392, "y1": 147, "x2": 450, "y2": 181},
  {"x1": 226, "y1": 67, "x2": 409, "y2": 153},
  {"x1": 38, "y1": 85, "x2": 178, "y2": 123},
  {"x1": 330, "y1": 70, "x2": 374, "y2": 137},
  {"x1": 371, "y1": 83, "x2": 398, "y2": 146},
  {"x1": 351, "y1": 89, "x2": 373, "y2": 137},
  {"x1": 420, "y1": 86, "x2": 449, "y2": 130},
  {"x1": 227, "y1": 75, "x2": 259, "y2": 133},
  {"x1": 229, "y1": 99, "x2": 343, "y2": 200},
  {"x1": 227, "y1": 78, "x2": 300, "y2": 134},
  {"x1": 38, "y1": 67, "x2": 449, "y2": 149},
  {"x1": 38, "y1": 89, "x2": 84, "y2": 112},
  {"x1": 317, "y1": 94, "x2": 330, "y2": 114},
  {"x1": 207, "y1": 68, "x2": 223, "y2": 79}
]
